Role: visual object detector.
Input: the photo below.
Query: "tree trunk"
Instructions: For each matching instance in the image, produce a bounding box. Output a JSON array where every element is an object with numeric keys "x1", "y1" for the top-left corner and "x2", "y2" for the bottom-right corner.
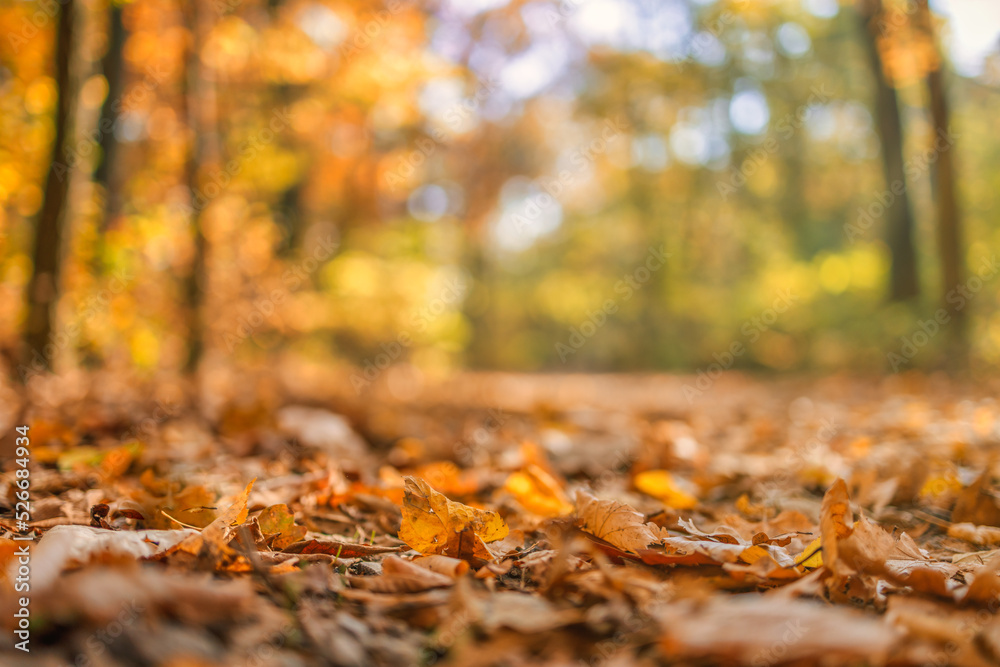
[
  {"x1": 856, "y1": 0, "x2": 920, "y2": 301},
  {"x1": 916, "y1": 0, "x2": 965, "y2": 364},
  {"x1": 22, "y1": 0, "x2": 76, "y2": 375},
  {"x1": 95, "y1": 1, "x2": 126, "y2": 231},
  {"x1": 182, "y1": 0, "x2": 216, "y2": 374}
]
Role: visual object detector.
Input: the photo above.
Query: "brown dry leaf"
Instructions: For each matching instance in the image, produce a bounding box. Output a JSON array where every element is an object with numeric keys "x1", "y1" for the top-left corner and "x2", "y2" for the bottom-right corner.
[
  {"x1": 477, "y1": 590, "x2": 582, "y2": 634},
  {"x1": 838, "y1": 513, "x2": 895, "y2": 573},
  {"x1": 348, "y1": 555, "x2": 455, "y2": 593},
  {"x1": 820, "y1": 478, "x2": 854, "y2": 576},
  {"x1": 131, "y1": 469, "x2": 219, "y2": 530},
  {"x1": 820, "y1": 481, "x2": 958, "y2": 599},
  {"x1": 636, "y1": 517, "x2": 801, "y2": 569},
  {"x1": 675, "y1": 518, "x2": 742, "y2": 544},
  {"x1": 413, "y1": 554, "x2": 470, "y2": 578},
  {"x1": 952, "y1": 470, "x2": 1000, "y2": 527},
  {"x1": 885, "y1": 596, "x2": 992, "y2": 667},
  {"x1": 32, "y1": 564, "x2": 260, "y2": 629},
  {"x1": 960, "y1": 552, "x2": 1000, "y2": 605},
  {"x1": 949, "y1": 522, "x2": 1000, "y2": 547},
  {"x1": 661, "y1": 535, "x2": 797, "y2": 568},
  {"x1": 171, "y1": 479, "x2": 256, "y2": 560},
  {"x1": 23, "y1": 525, "x2": 199, "y2": 591},
  {"x1": 202, "y1": 479, "x2": 256, "y2": 544},
  {"x1": 284, "y1": 539, "x2": 403, "y2": 557},
  {"x1": 398, "y1": 476, "x2": 509, "y2": 563},
  {"x1": 574, "y1": 489, "x2": 663, "y2": 554},
  {"x1": 658, "y1": 596, "x2": 901, "y2": 663}
]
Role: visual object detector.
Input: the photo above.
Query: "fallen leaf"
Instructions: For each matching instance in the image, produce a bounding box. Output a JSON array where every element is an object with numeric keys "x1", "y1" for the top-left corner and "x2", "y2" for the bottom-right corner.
[
  {"x1": 203, "y1": 479, "x2": 255, "y2": 542},
  {"x1": 478, "y1": 591, "x2": 581, "y2": 633},
  {"x1": 820, "y1": 478, "x2": 854, "y2": 576},
  {"x1": 348, "y1": 555, "x2": 454, "y2": 592},
  {"x1": 952, "y1": 471, "x2": 1000, "y2": 527},
  {"x1": 398, "y1": 476, "x2": 509, "y2": 563},
  {"x1": 412, "y1": 554, "x2": 469, "y2": 578},
  {"x1": 575, "y1": 490, "x2": 663, "y2": 554},
  {"x1": 22, "y1": 525, "x2": 199, "y2": 591},
  {"x1": 794, "y1": 536, "x2": 823, "y2": 568},
  {"x1": 962, "y1": 552, "x2": 1000, "y2": 604},
  {"x1": 257, "y1": 504, "x2": 307, "y2": 549},
  {"x1": 634, "y1": 470, "x2": 698, "y2": 509},
  {"x1": 284, "y1": 539, "x2": 403, "y2": 557},
  {"x1": 171, "y1": 479, "x2": 256, "y2": 561},
  {"x1": 819, "y1": 480, "x2": 957, "y2": 600},
  {"x1": 948, "y1": 522, "x2": 1000, "y2": 546},
  {"x1": 131, "y1": 469, "x2": 218, "y2": 529},
  {"x1": 658, "y1": 596, "x2": 902, "y2": 663},
  {"x1": 504, "y1": 465, "x2": 573, "y2": 517}
]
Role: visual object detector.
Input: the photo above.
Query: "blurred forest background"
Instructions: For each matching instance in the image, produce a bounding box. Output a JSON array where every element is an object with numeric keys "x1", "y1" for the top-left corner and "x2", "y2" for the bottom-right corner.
[{"x1": 2, "y1": 0, "x2": 1000, "y2": 390}]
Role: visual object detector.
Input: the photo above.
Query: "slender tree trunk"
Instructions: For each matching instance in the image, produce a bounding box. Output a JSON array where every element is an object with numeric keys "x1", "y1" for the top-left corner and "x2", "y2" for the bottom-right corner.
[
  {"x1": 916, "y1": 0, "x2": 965, "y2": 364},
  {"x1": 263, "y1": 1, "x2": 305, "y2": 256},
  {"x1": 857, "y1": 0, "x2": 920, "y2": 301},
  {"x1": 95, "y1": 1, "x2": 126, "y2": 231},
  {"x1": 182, "y1": 0, "x2": 216, "y2": 374},
  {"x1": 461, "y1": 233, "x2": 490, "y2": 368},
  {"x1": 274, "y1": 83, "x2": 304, "y2": 256},
  {"x1": 23, "y1": 0, "x2": 76, "y2": 373}
]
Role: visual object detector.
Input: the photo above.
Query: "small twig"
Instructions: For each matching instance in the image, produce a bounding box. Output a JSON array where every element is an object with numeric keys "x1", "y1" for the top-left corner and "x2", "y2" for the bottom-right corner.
[
  {"x1": 160, "y1": 510, "x2": 202, "y2": 530},
  {"x1": 909, "y1": 509, "x2": 952, "y2": 529}
]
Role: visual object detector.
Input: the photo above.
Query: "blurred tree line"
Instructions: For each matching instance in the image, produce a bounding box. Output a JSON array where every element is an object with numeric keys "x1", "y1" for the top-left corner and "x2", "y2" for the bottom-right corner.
[{"x1": 2, "y1": 0, "x2": 999, "y2": 383}]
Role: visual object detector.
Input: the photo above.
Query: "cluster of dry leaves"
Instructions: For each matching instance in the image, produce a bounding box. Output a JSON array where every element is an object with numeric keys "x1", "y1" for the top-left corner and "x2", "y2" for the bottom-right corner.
[{"x1": 3, "y1": 371, "x2": 1000, "y2": 666}]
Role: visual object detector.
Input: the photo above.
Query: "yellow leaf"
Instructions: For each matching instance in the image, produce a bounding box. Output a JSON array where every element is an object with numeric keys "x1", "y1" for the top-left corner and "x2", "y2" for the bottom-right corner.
[
  {"x1": 739, "y1": 544, "x2": 771, "y2": 564},
  {"x1": 398, "y1": 476, "x2": 509, "y2": 563},
  {"x1": 258, "y1": 503, "x2": 308, "y2": 550},
  {"x1": 504, "y1": 465, "x2": 573, "y2": 517},
  {"x1": 634, "y1": 470, "x2": 698, "y2": 509},
  {"x1": 794, "y1": 536, "x2": 823, "y2": 568},
  {"x1": 919, "y1": 470, "x2": 962, "y2": 500}
]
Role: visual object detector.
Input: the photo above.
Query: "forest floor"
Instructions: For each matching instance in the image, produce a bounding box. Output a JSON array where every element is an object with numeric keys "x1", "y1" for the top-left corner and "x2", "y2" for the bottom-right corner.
[{"x1": 2, "y1": 369, "x2": 1000, "y2": 666}]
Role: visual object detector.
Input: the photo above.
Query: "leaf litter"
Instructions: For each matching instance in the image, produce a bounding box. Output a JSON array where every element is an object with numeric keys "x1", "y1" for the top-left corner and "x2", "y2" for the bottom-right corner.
[{"x1": 3, "y1": 372, "x2": 1000, "y2": 665}]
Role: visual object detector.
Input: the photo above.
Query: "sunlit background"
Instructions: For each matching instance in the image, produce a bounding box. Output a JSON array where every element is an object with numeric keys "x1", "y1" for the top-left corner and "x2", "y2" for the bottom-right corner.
[{"x1": 2, "y1": 0, "x2": 999, "y2": 386}]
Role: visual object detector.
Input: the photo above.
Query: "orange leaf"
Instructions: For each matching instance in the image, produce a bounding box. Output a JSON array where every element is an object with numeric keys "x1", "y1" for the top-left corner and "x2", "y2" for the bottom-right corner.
[{"x1": 398, "y1": 476, "x2": 509, "y2": 563}]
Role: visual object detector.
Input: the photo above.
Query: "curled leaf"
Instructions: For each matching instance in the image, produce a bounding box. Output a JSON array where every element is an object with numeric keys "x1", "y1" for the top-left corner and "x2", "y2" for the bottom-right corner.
[
  {"x1": 575, "y1": 490, "x2": 663, "y2": 554},
  {"x1": 398, "y1": 476, "x2": 509, "y2": 563},
  {"x1": 284, "y1": 539, "x2": 403, "y2": 557},
  {"x1": 820, "y1": 478, "x2": 853, "y2": 576}
]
